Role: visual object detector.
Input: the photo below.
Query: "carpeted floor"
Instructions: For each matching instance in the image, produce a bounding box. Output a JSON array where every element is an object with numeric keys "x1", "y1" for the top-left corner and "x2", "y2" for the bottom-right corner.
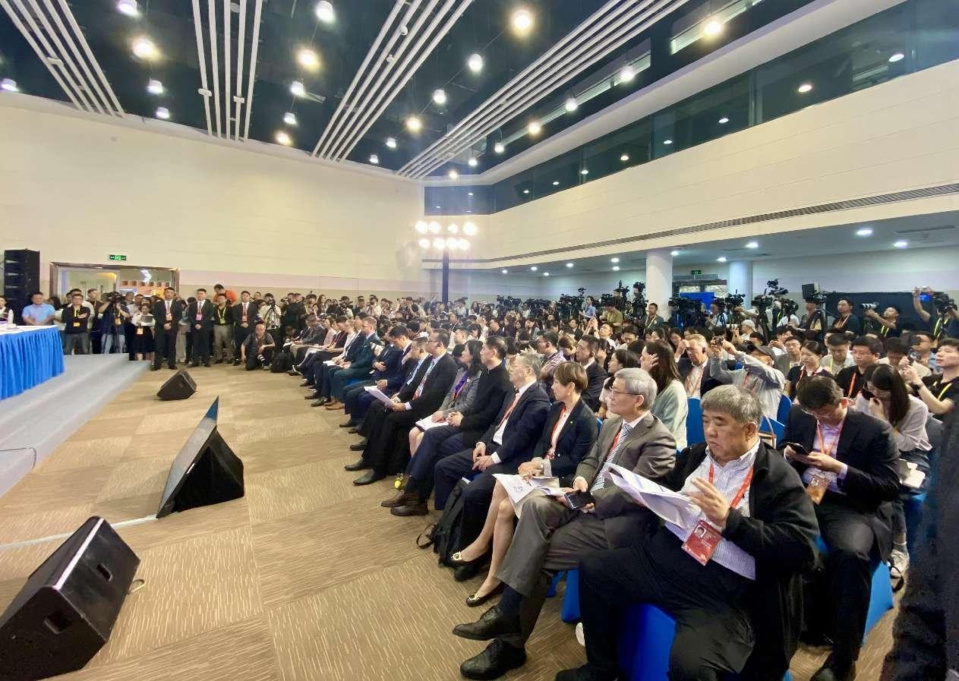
[{"x1": 0, "y1": 365, "x2": 898, "y2": 680}]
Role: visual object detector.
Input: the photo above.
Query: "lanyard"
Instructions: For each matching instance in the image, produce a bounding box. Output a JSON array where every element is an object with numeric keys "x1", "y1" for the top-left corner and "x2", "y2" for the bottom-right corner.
[
  {"x1": 707, "y1": 462, "x2": 754, "y2": 510},
  {"x1": 816, "y1": 418, "x2": 845, "y2": 458},
  {"x1": 452, "y1": 372, "x2": 469, "y2": 400},
  {"x1": 497, "y1": 393, "x2": 520, "y2": 428},
  {"x1": 846, "y1": 373, "x2": 859, "y2": 398},
  {"x1": 548, "y1": 405, "x2": 568, "y2": 452},
  {"x1": 931, "y1": 379, "x2": 952, "y2": 401}
]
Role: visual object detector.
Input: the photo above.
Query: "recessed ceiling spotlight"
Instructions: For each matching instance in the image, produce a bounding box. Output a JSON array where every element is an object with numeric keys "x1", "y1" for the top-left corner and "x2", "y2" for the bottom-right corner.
[
  {"x1": 132, "y1": 37, "x2": 158, "y2": 60},
  {"x1": 418, "y1": 238, "x2": 431, "y2": 249},
  {"x1": 746, "y1": 241, "x2": 759, "y2": 249},
  {"x1": 155, "y1": 106, "x2": 170, "y2": 120},
  {"x1": 511, "y1": 7, "x2": 534, "y2": 35},
  {"x1": 463, "y1": 222, "x2": 477, "y2": 235},
  {"x1": 620, "y1": 153, "x2": 629, "y2": 162},
  {"x1": 888, "y1": 52, "x2": 904, "y2": 63},
  {"x1": 432, "y1": 88, "x2": 447, "y2": 105},
  {"x1": 428, "y1": 221, "x2": 441, "y2": 233},
  {"x1": 611, "y1": 257, "x2": 620, "y2": 263},
  {"x1": 566, "y1": 262, "x2": 574, "y2": 268},
  {"x1": 315, "y1": 1, "x2": 335, "y2": 24},
  {"x1": 894, "y1": 240, "x2": 909, "y2": 248},
  {"x1": 369, "y1": 154, "x2": 379, "y2": 165},
  {"x1": 1, "y1": 78, "x2": 18, "y2": 92},
  {"x1": 283, "y1": 112, "x2": 297, "y2": 126},
  {"x1": 552, "y1": 180, "x2": 559, "y2": 186},
  {"x1": 117, "y1": 0, "x2": 138, "y2": 17},
  {"x1": 717, "y1": 256, "x2": 727, "y2": 262},
  {"x1": 459, "y1": 239, "x2": 471, "y2": 252},
  {"x1": 670, "y1": 250, "x2": 680, "y2": 256},
  {"x1": 446, "y1": 237, "x2": 460, "y2": 251},
  {"x1": 612, "y1": 266, "x2": 620, "y2": 272},
  {"x1": 467, "y1": 53, "x2": 484, "y2": 73},
  {"x1": 543, "y1": 272, "x2": 550, "y2": 277},
  {"x1": 406, "y1": 116, "x2": 422, "y2": 132},
  {"x1": 530, "y1": 266, "x2": 538, "y2": 271},
  {"x1": 564, "y1": 97, "x2": 578, "y2": 113},
  {"x1": 663, "y1": 139, "x2": 673, "y2": 145},
  {"x1": 467, "y1": 157, "x2": 478, "y2": 167},
  {"x1": 275, "y1": 130, "x2": 292, "y2": 145},
  {"x1": 147, "y1": 78, "x2": 163, "y2": 95},
  {"x1": 433, "y1": 238, "x2": 446, "y2": 250},
  {"x1": 297, "y1": 48, "x2": 320, "y2": 70},
  {"x1": 718, "y1": 116, "x2": 729, "y2": 124},
  {"x1": 415, "y1": 221, "x2": 428, "y2": 234},
  {"x1": 385, "y1": 136, "x2": 397, "y2": 149},
  {"x1": 290, "y1": 80, "x2": 306, "y2": 97},
  {"x1": 797, "y1": 82, "x2": 813, "y2": 94},
  {"x1": 523, "y1": 189, "x2": 530, "y2": 194},
  {"x1": 448, "y1": 169, "x2": 459, "y2": 180},
  {"x1": 494, "y1": 142, "x2": 505, "y2": 154},
  {"x1": 502, "y1": 269, "x2": 508, "y2": 274},
  {"x1": 527, "y1": 120, "x2": 542, "y2": 136},
  {"x1": 856, "y1": 227, "x2": 873, "y2": 237},
  {"x1": 467, "y1": 191, "x2": 474, "y2": 196},
  {"x1": 704, "y1": 18, "x2": 723, "y2": 36},
  {"x1": 447, "y1": 223, "x2": 459, "y2": 234},
  {"x1": 580, "y1": 168, "x2": 589, "y2": 175},
  {"x1": 619, "y1": 65, "x2": 635, "y2": 83},
  {"x1": 400, "y1": 25, "x2": 409, "y2": 36}
]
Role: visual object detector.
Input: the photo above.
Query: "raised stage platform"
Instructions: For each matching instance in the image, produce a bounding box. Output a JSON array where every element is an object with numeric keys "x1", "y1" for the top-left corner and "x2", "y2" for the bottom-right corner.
[{"x1": 0, "y1": 354, "x2": 148, "y2": 498}]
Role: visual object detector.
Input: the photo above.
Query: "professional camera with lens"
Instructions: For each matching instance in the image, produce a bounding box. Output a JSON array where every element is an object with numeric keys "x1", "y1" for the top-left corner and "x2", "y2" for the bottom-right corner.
[
  {"x1": 495, "y1": 295, "x2": 522, "y2": 311},
  {"x1": 860, "y1": 302, "x2": 879, "y2": 311},
  {"x1": 724, "y1": 293, "x2": 745, "y2": 309},
  {"x1": 805, "y1": 290, "x2": 828, "y2": 305},
  {"x1": 933, "y1": 291, "x2": 957, "y2": 314}
]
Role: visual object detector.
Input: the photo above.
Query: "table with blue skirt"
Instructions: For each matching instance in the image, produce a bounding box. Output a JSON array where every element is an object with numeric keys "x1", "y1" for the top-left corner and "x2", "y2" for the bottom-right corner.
[{"x1": 0, "y1": 327, "x2": 65, "y2": 400}]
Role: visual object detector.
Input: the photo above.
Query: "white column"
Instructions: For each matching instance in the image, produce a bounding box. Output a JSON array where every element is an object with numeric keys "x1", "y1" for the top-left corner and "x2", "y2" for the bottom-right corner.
[
  {"x1": 645, "y1": 249, "x2": 673, "y2": 312},
  {"x1": 728, "y1": 260, "x2": 753, "y2": 302}
]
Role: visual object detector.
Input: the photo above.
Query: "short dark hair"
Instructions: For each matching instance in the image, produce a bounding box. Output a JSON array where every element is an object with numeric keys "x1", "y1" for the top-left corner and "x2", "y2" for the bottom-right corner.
[
  {"x1": 622, "y1": 324, "x2": 639, "y2": 337},
  {"x1": 255, "y1": 321, "x2": 266, "y2": 327},
  {"x1": 579, "y1": 335, "x2": 599, "y2": 354},
  {"x1": 390, "y1": 325, "x2": 411, "y2": 339},
  {"x1": 214, "y1": 284, "x2": 225, "y2": 290},
  {"x1": 241, "y1": 290, "x2": 250, "y2": 295},
  {"x1": 553, "y1": 361, "x2": 588, "y2": 392},
  {"x1": 485, "y1": 335, "x2": 507, "y2": 360},
  {"x1": 796, "y1": 376, "x2": 843, "y2": 410},
  {"x1": 785, "y1": 335, "x2": 803, "y2": 345},
  {"x1": 884, "y1": 337, "x2": 908, "y2": 355},
  {"x1": 335, "y1": 315, "x2": 348, "y2": 324},
  {"x1": 939, "y1": 338, "x2": 959, "y2": 352},
  {"x1": 648, "y1": 302, "x2": 658, "y2": 311},
  {"x1": 196, "y1": 288, "x2": 207, "y2": 293},
  {"x1": 539, "y1": 331, "x2": 559, "y2": 348},
  {"x1": 802, "y1": 341, "x2": 825, "y2": 356},
  {"x1": 851, "y1": 336, "x2": 883, "y2": 356},
  {"x1": 433, "y1": 331, "x2": 450, "y2": 347},
  {"x1": 827, "y1": 334, "x2": 851, "y2": 348}
]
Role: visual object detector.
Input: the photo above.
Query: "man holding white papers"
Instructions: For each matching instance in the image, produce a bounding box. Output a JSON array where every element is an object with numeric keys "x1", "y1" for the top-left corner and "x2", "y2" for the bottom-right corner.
[
  {"x1": 559, "y1": 386, "x2": 818, "y2": 681},
  {"x1": 452, "y1": 368, "x2": 676, "y2": 680}
]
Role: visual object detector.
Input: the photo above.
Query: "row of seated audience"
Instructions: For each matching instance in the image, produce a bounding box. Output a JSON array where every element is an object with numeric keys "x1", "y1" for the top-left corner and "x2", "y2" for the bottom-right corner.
[{"x1": 265, "y1": 292, "x2": 957, "y2": 681}]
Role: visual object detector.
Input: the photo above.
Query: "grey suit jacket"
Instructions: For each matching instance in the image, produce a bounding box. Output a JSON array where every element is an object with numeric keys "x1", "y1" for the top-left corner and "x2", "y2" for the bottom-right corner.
[{"x1": 574, "y1": 413, "x2": 677, "y2": 544}]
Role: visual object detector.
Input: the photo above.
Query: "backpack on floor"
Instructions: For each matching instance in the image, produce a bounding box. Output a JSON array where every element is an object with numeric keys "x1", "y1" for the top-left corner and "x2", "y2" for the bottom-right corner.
[
  {"x1": 416, "y1": 478, "x2": 468, "y2": 567},
  {"x1": 270, "y1": 350, "x2": 292, "y2": 373}
]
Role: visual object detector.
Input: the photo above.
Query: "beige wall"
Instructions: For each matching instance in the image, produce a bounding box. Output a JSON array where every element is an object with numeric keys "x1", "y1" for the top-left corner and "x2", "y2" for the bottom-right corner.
[
  {"x1": 0, "y1": 103, "x2": 426, "y2": 297},
  {"x1": 441, "y1": 60, "x2": 959, "y2": 270}
]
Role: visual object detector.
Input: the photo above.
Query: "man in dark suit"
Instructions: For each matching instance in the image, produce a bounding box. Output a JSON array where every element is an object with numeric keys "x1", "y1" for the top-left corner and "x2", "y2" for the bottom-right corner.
[
  {"x1": 783, "y1": 376, "x2": 899, "y2": 681},
  {"x1": 309, "y1": 316, "x2": 367, "y2": 406},
  {"x1": 326, "y1": 316, "x2": 380, "y2": 409},
  {"x1": 341, "y1": 326, "x2": 411, "y2": 428},
  {"x1": 387, "y1": 337, "x2": 512, "y2": 516},
  {"x1": 352, "y1": 331, "x2": 458, "y2": 485},
  {"x1": 453, "y1": 367, "x2": 676, "y2": 679},
  {"x1": 575, "y1": 335, "x2": 607, "y2": 411},
  {"x1": 433, "y1": 354, "x2": 551, "y2": 548},
  {"x1": 298, "y1": 316, "x2": 349, "y2": 383},
  {"x1": 187, "y1": 288, "x2": 214, "y2": 367},
  {"x1": 351, "y1": 336, "x2": 429, "y2": 444},
  {"x1": 152, "y1": 287, "x2": 182, "y2": 370},
  {"x1": 556, "y1": 386, "x2": 818, "y2": 681},
  {"x1": 231, "y1": 290, "x2": 258, "y2": 364}
]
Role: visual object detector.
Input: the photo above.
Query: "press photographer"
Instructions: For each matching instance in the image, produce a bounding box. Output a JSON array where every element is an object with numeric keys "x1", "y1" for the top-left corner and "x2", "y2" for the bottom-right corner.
[
  {"x1": 829, "y1": 298, "x2": 863, "y2": 336},
  {"x1": 862, "y1": 303, "x2": 901, "y2": 338},
  {"x1": 912, "y1": 287, "x2": 959, "y2": 340},
  {"x1": 795, "y1": 291, "x2": 827, "y2": 341}
]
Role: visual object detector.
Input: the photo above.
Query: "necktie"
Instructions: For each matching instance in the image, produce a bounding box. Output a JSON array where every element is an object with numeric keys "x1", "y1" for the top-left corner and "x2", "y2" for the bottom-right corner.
[
  {"x1": 592, "y1": 422, "x2": 634, "y2": 491},
  {"x1": 414, "y1": 359, "x2": 437, "y2": 398},
  {"x1": 496, "y1": 392, "x2": 520, "y2": 430}
]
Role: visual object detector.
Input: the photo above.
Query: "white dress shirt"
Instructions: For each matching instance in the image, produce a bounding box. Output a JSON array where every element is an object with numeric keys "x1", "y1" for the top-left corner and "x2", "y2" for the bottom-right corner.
[{"x1": 489, "y1": 381, "x2": 535, "y2": 462}]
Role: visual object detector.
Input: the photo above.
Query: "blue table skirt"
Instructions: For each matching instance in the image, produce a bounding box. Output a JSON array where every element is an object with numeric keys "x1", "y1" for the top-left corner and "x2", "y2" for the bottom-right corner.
[{"x1": 0, "y1": 328, "x2": 65, "y2": 400}]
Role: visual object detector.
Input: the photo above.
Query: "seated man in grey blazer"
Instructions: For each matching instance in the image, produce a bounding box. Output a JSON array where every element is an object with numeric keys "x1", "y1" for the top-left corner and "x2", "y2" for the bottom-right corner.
[{"x1": 452, "y1": 368, "x2": 677, "y2": 680}]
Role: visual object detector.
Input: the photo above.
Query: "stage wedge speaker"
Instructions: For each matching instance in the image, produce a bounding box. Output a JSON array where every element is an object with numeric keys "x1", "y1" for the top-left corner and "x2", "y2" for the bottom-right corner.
[
  {"x1": 156, "y1": 369, "x2": 196, "y2": 401},
  {"x1": 0, "y1": 517, "x2": 140, "y2": 681},
  {"x1": 157, "y1": 398, "x2": 244, "y2": 518}
]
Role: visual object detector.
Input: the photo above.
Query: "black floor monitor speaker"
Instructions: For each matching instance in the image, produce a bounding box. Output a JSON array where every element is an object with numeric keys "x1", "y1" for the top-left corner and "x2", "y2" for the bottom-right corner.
[
  {"x1": 157, "y1": 398, "x2": 244, "y2": 518},
  {"x1": 3, "y1": 249, "x2": 41, "y2": 315},
  {"x1": 156, "y1": 369, "x2": 196, "y2": 401},
  {"x1": 0, "y1": 517, "x2": 140, "y2": 681}
]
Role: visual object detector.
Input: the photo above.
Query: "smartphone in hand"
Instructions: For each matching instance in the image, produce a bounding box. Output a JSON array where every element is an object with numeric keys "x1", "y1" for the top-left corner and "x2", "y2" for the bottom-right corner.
[{"x1": 565, "y1": 491, "x2": 596, "y2": 510}]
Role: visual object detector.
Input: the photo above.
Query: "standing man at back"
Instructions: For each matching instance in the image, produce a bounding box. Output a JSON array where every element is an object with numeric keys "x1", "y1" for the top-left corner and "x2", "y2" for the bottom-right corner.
[
  {"x1": 232, "y1": 291, "x2": 258, "y2": 365},
  {"x1": 188, "y1": 288, "x2": 214, "y2": 367},
  {"x1": 152, "y1": 287, "x2": 182, "y2": 370}
]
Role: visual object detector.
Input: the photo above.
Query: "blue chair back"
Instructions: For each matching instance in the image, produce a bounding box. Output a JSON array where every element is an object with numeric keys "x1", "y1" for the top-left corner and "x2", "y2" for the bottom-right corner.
[
  {"x1": 760, "y1": 416, "x2": 785, "y2": 445},
  {"x1": 777, "y1": 394, "x2": 792, "y2": 423},
  {"x1": 686, "y1": 398, "x2": 704, "y2": 446}
]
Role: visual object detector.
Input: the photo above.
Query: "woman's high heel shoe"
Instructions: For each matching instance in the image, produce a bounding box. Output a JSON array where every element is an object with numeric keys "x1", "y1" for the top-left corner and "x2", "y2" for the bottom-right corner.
[
  {"x1": 466, "y1": 582, "x2": 504, "y2": 608},
  {"x1": 449, "y1": 548, "x2": 490, "y2": 568}
]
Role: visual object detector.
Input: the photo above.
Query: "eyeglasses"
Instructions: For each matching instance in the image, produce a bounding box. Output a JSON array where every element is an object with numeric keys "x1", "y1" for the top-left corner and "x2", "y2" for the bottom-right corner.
[{"x1": 608, "y1": 388, "x2": 640, "y2": 397}]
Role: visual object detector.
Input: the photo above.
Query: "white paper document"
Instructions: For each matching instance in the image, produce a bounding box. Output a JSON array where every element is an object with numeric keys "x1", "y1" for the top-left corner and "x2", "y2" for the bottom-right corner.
[
  {"x1": 305, "y1": 347, "x2": 320, "y2": 356},
  {"x1": 493, "y1": 474, "x2": 563, "y2": 507},
  {"x1": 323, "y1": 359, "x2": 338, "y2": 366},
  {"x1": 901, "y1": 461, "x2": 926, "y2": 490},
  {"x1": 363, "y1": 386, "x2": 395, "y2": 406},
  {"x1": 607, "y1": 464, "x2": 701, "y2": 531},
  {"x1": 416, "y1": 417, "x2": 449, "y2": 431}
]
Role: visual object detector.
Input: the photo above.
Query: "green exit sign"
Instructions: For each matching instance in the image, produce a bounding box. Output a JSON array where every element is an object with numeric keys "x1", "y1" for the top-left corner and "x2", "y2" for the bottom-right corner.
[
  {"x1": 691, "y1": 269, "x2": 702, "y2": 276},
  {"x1": 109, "y1": 254, "x2": 127, "y2": 262}
]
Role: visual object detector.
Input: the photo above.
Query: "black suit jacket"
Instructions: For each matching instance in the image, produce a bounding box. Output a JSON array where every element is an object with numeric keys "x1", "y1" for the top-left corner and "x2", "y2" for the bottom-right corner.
[
  {"x1": 664, "y1": 442, "x2": 819, "y2": 680},
  {"x1": 402, "y1": 353, "x2": 458, "y2": 418},
  {"x1": 187, "y1": 300, "x2": 215, "y2": 331},
  {"x1": 780, "y1": 405, "x2": 900, "y2": 555},
  {"x1": 531, "y1": 399, "x2": 599, "y2": 483},
  {"x1": 61, "y1": 305, "x2": 91, "y2": 333},
  {"x1": 458, "y1": 363, "x2": 512, "y2": 446},
  {"x1": 152, "y1": 299, "x2": 183, "y2": 327},
  {"x1": 678, "y1": 356, "x2": 735, "y2": 396},
  {"x1": 479, "y1": 383, "x2": 551, "y2": 464},
  {"x1": 232, "y1": 301, "x2": 259, "y2": 328},
  {"x1": 583, "y1": 361, "x2": 607, "y2": 412}
]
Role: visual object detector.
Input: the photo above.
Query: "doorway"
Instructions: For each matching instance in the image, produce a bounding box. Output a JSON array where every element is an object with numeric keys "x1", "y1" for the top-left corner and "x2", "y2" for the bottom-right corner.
[{"x1": 50, "y1": 263, "x2": 179, "y2": 298}]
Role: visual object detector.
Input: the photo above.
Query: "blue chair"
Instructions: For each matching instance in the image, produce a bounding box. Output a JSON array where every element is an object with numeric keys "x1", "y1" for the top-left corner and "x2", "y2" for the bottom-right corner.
[
  {"x1": 547, "y1": 571, "x2": 582, "y2": 623},
  {"x1": 814, "y1": 537, "x2": 894, "y2": 641},
  {"x1": 777, "y1": 394, "x2": 792, "y2": 423},
  {"x1": 760, "y1": 416, "x2": 785, "y2": 445},
  {"x1": 686, "y1": 399, "x2": 704, "y2": 446}
]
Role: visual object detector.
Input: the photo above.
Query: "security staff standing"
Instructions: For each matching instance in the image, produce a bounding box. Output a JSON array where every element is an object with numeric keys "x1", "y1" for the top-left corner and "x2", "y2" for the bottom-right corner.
[{"x1": 152, "y1": 287, "x2": 182, "y2": 370}]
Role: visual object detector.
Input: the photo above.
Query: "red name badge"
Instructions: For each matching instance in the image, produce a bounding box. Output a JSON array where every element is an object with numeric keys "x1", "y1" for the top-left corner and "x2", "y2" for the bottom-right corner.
[
  {"x1": 682, "y1": 521, "x2": 723, "y2": 566},
  {"x1": 806, "y1": 472, "x2": 831, "y2": 504},
  {"x1": 196, "y1": 312, "x2": 202, "y2": 321}
]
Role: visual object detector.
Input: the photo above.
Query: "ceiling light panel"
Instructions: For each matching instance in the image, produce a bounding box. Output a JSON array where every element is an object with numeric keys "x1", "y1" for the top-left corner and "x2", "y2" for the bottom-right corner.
[{"x1": 399, "y1": 0, "x2": 689, "y2": 179}]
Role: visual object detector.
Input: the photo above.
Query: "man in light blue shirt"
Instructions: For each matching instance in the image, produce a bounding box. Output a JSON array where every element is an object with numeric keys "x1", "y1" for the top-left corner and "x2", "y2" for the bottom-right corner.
[{"x1": 22, "y1": 292, "x2": 55, "y2": 326}]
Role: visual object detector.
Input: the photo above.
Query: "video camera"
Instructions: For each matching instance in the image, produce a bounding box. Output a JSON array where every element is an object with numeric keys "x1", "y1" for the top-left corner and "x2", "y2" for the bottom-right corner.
[
  {"x1": 557, "y1": 288, "x2": 586, "y2": 321},
  {"x1": 724, "y1": 293, "x2": 745, "y2": 309},
  {"x1": 933, "y1": 291, "x2": 957, "y2": 314},
  {"x1": 495, "y1": 295, "x2": 522, "y2": 311}
]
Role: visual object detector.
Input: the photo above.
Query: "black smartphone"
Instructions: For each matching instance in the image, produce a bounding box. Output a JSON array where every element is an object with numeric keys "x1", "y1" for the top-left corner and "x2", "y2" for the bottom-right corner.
[
  {"x1": 565, "y1": 491, "x2": 596, "y2": 510},
  {"x1": 860, "y1": 388, "x2": 875, "y2": 401},
  {"x1": 781, "y1": 441, "x2": 809, "y2": 456}
]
